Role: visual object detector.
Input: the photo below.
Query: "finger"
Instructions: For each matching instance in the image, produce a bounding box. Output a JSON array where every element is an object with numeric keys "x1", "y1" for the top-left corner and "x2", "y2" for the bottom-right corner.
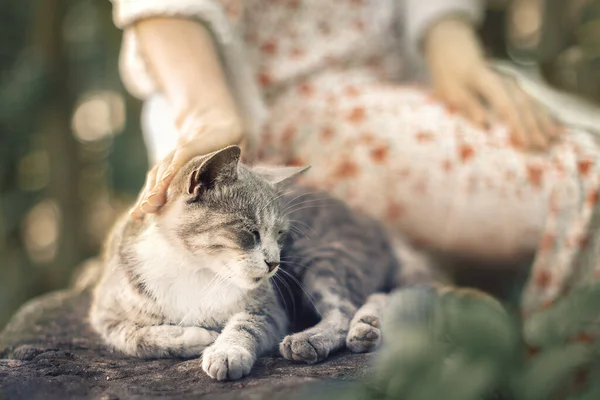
[
  {"x1": 532, "y1": 101, "x2": 563, "y2": 141},
  {"x1": 504, "y1": 80, "x2": 548, "y2": 149},
  {"x1": 138, "y1": 166, "x2": 158, "y2": 206},
  {"x1": 157, "y1": 127, "x2": 243, "y2": 189},
  {"x1": 456, "y1": 89, "x2": 488, "y2": 130},
  {"x1": 145, "y1": 151, "x2": 176, "y2": 207},
  {"x1": 148, "y1": 163, "x2": 170, "y2": 205},
  {"x1": 437, "y1": 83, "x2": 487, "y2": 129},
  {"x1": 532, "y1": 101, "x2": 557, "y2": 142},
  {"x1": 163, "y1": 148, "x2": 193, "y2": 187},
  {"x1": 145, "y1": 148, "x2": 193, "y2": 209},
  {"x1": 476, "y1": 71, "x2": 529, "y2": 148},
  {"x1": 130, "y1": 165, "x2": 159, "y2": 219},
  {"x1": 138, "y1": 200, "x2": 161, "y2": 215},
  {"x1": 149, "y1": 124, "x2": 244, "y2": 207},
  {"x1": 155, "y1": 151, "x2": 174, "y2": 182}
]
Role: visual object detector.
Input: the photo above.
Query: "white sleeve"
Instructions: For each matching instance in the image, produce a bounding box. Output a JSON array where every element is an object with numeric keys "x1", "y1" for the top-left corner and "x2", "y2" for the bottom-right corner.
[
  {"x1": 110, "y1": 0, "x2": 267, "y2": 136},
  {"x1": 401, "y1": 0, "x2": 485, "y2": 69}
]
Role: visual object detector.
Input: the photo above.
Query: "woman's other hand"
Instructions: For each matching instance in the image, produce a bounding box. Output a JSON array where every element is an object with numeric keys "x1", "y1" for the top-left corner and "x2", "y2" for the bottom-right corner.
[{"x1": 424, "y1": 17, "x2": 562, "y2": 149}]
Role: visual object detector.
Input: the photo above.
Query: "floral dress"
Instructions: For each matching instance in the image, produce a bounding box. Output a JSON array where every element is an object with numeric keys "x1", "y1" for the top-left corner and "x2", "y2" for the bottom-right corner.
[{"x1": 110, "y1": 0, "x2": 600, "y2": 317}]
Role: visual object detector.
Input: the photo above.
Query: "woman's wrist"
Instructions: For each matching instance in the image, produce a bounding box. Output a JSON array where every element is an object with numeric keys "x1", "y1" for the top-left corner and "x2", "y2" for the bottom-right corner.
[
  {"x1": 424, "y1": 15, "x2": 482, "y2": 60},
  {"x1": 174, "y1": 104, "x2": 244, "y2": 142}
]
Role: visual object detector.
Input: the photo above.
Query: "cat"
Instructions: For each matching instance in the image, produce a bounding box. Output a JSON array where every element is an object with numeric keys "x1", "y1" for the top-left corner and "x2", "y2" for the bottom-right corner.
[{"x1": 89, "y1": 145, "x2": 434, "y2": 381}]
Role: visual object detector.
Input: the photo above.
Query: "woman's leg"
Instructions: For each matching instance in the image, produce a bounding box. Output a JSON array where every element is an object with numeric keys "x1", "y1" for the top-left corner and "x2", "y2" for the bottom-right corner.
[{"x1": 259, "y1": 73, "x2": 600, "y2": 311}]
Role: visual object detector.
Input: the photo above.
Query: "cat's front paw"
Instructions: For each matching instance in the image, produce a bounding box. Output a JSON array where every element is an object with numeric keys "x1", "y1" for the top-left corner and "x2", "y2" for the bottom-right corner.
[
  {"x1": 202, "y1": 344, "x2": 255, "y2": 381},
  {"x1": 279, "y1": 329, "x2": 336, "y2": 364}
]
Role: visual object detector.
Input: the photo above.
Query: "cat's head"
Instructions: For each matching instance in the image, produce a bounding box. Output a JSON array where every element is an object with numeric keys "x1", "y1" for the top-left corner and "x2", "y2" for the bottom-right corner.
[{"x1": 159, "y1": 145, "x2": 309, "y2": 290}]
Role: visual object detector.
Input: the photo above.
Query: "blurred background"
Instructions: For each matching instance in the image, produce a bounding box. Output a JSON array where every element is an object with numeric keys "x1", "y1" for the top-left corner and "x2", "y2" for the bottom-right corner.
[
  {"x1": 0, "y1": 0, "x2": 147, "y2": 329},
  {"x1": 0, "y1": 0, "x2": 599, "y2": 330}
]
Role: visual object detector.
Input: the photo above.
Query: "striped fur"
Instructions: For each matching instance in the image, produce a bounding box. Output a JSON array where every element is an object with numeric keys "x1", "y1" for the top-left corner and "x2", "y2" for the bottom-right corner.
[{"x1": 90, "y1": 146, "x2": 418, "y2": 380}]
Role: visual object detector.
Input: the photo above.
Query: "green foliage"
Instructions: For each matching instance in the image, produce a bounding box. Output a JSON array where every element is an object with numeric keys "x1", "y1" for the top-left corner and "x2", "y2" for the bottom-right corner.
[
  {"x1": 303, "y1": 284, "x2": 600, "y2": 400},
  {"x1": 0, "y1": 0, "x2": 146, "y2": 330}
]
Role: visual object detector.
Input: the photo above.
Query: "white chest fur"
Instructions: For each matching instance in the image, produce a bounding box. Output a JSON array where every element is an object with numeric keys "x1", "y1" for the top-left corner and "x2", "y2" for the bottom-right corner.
[{"x1": 134, "y1": 225, "x2": 246, "y2": 327}]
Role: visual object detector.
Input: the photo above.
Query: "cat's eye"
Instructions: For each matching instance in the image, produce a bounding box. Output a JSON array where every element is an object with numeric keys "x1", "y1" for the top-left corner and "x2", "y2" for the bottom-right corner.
[
  {"x1": 277, "y1": 230, "x2": 287, "y2": 245},
  {"x1": 239, "y1": 230, "x2": 260, "y2": 250}
]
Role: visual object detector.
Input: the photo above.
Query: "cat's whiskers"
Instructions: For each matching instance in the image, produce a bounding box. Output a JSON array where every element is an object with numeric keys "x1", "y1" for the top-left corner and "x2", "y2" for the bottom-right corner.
[
  {"x1": 287, "y1": 219, "x2": 315, "y2": 233},
  {"x1": 202, "y1": 271, "x2": 236, "y2": 317},
  {"x1": 198, "y1": 272, "x2": 227, "y2": 303},
  {"x1": 281, "y1": 191, "x2": 319, "y2": 212},
  {"x1": 270, "y1": 274, "x2": 290, "y2": 317},
  {"x1": 177, "y1": 269, "x2": 228, "y2": 326},
  {"x1": 279, "y1": 259, "x2": 311, "y2": 270},
  {"x1": 272, "y1": 273, "x2": 296, "y2": 317},
  {"x1": 282, "y1": 197, "x2": 330, "y2": 215},
  {"x1": 259, "y1": 189, "x2": 295, "y2": 214},
  {"x1": 289, "y1": 225, "x2": 309, "y2": 240},
  {"x1": 277, "y1": 273, "x2": 297, "y2": 314},
  {"x1": 177, "y1": 257, "x2": 244, "y2": 326},
  {"x1": 279, "y1": 274, "x2": 298, "y2": 323},
  {"x1": 283, "y1": 203, "x2": 334, "y2": 219},
  {"x1": 277, "y1": 268, "x2": 322, "y2": 318}
]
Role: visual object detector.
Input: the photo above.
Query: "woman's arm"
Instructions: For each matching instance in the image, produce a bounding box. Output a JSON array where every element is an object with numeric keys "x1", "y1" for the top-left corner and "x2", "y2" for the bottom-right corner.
[
  {"x1": 136, "y1": 18, "x2": 241, "y2": 136},
  {"x1": 109, "y1": 0, "x2": 265, "y2": 218},
  {"x1": 130, "y1": 17, "x2": 244, "y2": 219}
]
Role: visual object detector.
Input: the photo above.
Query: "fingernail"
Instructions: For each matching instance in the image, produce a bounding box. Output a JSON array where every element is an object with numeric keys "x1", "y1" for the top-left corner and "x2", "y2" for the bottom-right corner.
[
  {"x1": 162, "y1": 169, "x2": 174, "y2": 181},
  {"x1": 140, "y1": 202, "x2": 152, "y2": 213},
  {"x1": 147, "y1": 193, "x2": 161, "y2": 206}
]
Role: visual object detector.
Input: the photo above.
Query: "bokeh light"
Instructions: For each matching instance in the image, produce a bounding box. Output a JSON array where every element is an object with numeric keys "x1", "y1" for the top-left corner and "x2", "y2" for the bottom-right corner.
[
  {"x1": 71, "y1": 90, "x2": 126, "y2": 143},
  {"x1": 21, "y1": 199, "x2": 61, "y2": 264}
]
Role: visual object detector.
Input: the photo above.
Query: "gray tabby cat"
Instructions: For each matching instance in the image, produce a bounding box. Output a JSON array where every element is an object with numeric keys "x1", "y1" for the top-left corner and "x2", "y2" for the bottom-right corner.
[{"x1": 90, "y1": 145, "x2": 425, "y2": 381}]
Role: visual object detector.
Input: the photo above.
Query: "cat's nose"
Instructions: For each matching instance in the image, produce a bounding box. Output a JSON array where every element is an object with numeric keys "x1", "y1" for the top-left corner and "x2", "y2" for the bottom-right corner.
[{"x1": 265, "y1": 260, "x2": 280, "y2": 272}]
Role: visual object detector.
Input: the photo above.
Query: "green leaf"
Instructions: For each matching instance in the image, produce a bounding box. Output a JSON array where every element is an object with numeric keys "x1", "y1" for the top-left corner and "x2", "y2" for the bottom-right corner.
[
  {"x1": 512, "y1": 343, "x2": 593, "y2": 400},
  {"x1": 525, "y1": 284, "x2": 600, "y2": 348}
]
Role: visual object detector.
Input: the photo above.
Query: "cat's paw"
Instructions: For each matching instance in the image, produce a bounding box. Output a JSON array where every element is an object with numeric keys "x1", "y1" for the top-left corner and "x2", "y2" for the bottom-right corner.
[
  {"x1": 346, "y1": 316, "x2": 381, "y2": 353},
  {"x1": 279, "y1": 330, "x2": 334, "y2": 364},
  {"x1": 202, "y1": 344, "x2": 254, "y2": 381}
]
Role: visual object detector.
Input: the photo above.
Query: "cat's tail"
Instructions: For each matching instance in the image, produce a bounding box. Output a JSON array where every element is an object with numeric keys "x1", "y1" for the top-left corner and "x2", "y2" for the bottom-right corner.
[{"x1": 69, "y1": 257, "x2": 104, "y2": 293}]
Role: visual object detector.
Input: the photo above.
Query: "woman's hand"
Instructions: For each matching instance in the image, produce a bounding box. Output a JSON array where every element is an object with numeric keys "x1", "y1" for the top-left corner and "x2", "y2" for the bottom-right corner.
[
  {"x1": 128, "y1": 17, "x2": 244, "y2": 219},
  {"x1": 424, "y1": 17, "x2": 561, "y2": 149},
  {"x1": 130, "y1": 110, "x2": 244, "y2": 220}
]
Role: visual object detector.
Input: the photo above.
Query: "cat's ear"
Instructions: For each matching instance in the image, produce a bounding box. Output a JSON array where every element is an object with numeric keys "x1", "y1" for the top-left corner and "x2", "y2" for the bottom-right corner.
[
  {"x1": 253, "y1": 165, "x2": 311, "y2": 190},
  {"x1": 187, "y1": 145, "x2": 241, "y2": 196}
]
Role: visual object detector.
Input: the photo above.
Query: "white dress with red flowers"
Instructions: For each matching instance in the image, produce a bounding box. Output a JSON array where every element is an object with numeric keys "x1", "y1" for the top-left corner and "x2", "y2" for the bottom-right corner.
[{"x1": 111, "y1": 0, "x2": 600, "y2": 317}]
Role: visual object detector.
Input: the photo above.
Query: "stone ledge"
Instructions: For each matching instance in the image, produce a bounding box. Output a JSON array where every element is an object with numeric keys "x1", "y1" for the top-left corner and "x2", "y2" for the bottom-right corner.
[{"x1": 0, "y1": 289, "x2": 370, "y2": 400}]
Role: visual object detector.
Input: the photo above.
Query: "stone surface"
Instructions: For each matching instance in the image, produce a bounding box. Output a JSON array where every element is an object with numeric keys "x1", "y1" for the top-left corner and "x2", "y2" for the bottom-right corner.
[{"x1": 0, "y1": 288, "x2": 371, "y2": 400}]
